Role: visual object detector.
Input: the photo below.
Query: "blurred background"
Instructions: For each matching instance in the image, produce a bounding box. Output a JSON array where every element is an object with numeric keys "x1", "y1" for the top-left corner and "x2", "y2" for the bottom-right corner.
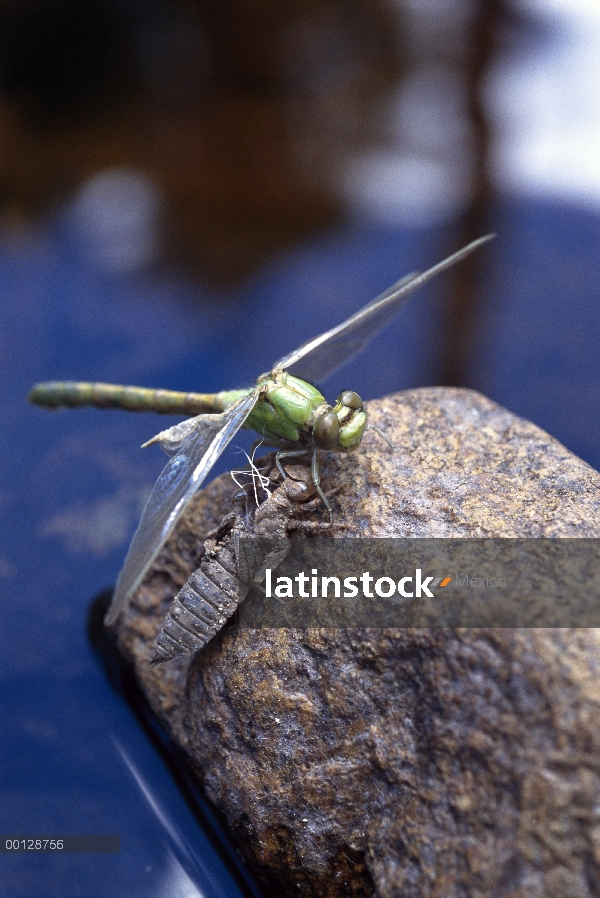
[{"x1": 1, "y1": 1, "x2": 600, "y2": 895}]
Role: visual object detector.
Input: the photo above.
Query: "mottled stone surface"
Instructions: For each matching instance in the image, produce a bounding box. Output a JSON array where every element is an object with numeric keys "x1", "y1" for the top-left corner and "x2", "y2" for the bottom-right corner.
[{"x1": 113, "y1": 388, "x2": 600, "y2": 897}]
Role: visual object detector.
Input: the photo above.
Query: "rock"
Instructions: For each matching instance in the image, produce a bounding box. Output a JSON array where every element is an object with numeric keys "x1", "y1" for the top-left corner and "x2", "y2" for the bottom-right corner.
[{"x1": 113, "y1": 388, "x2": 600, "y2": 897}]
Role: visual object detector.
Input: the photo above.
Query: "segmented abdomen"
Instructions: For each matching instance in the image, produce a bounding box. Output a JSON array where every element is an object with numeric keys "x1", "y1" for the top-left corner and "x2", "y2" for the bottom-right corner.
[
  {"x1": 28, "y1": 381, "x2": 226, "y2": 415},
  {"x1": 151, "y1": 540, "x2": 240, "y2": 663}
]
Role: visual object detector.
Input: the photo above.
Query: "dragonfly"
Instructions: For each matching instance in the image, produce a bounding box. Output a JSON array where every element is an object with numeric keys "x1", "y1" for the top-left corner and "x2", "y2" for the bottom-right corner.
[{"x1": 30, "y1": 234, "x2": 493, "y2": 627}]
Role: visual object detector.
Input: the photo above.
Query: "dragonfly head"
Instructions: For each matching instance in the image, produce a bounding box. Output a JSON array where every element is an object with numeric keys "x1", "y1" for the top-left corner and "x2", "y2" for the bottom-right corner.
[{"x1": 313, "y1": 391, "x2": 367, "y2": 451}]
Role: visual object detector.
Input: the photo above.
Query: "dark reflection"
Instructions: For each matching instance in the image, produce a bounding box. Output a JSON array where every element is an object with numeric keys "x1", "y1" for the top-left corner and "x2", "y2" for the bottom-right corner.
[
  {"x1": 0, "y1": 0, "x2": 407, "y2": 282},
  {"x1": 435, "y1": 0, "x2": 501, "y2": 388},
  {"x1": 87, "y1": 590, "x2": 264, "y2": 898},
  {"x1": 0, "y1": 0, "x2": 134, "y2": 123}
]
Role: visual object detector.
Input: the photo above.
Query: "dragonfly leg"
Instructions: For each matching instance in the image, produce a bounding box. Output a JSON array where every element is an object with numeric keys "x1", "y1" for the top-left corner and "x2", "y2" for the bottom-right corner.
[
  {"x1": 274, "y1": 447, "x2": 310, "y2": 481},
  {"x1": 311, "y1": 448, "x2": 333, "y2": 522},
  {"x1": 367, "y1": 423, "x2": 394, "y2": 450},
  {"x1": 300, "y1": 481, "x2": 344, "y2": 512}
]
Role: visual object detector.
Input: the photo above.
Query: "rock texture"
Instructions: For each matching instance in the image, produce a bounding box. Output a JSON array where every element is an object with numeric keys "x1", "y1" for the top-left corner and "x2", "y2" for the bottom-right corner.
[{"x1": 113, "y1": 388, "x2": 600, "y2": 897}]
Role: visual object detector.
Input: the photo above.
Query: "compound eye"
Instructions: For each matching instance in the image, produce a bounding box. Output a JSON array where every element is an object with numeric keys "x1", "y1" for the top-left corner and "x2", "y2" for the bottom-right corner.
[
  {"x1": 313, "y1": 412, "x2": 340, "y2": 449},
  {"x1": 338, "y1": 390, "x2": 363, "y2": 411}
]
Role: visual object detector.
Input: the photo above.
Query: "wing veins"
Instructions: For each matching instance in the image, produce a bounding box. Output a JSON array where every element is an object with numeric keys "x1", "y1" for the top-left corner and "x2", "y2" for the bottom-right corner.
[
  {"x1": 105, "y1": 390, "x2": 259, "y2": 625},
  {"x1": 273, "y1": 234, "x2": 494, "y2": 382}
]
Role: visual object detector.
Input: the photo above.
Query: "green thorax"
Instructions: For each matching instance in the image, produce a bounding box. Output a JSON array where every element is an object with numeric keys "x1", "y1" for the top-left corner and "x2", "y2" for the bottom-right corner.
[
  {"x1": 219, "y1": 372, "x2": 367, "y2": 450},
  {"x1": 251, "y1": 372, "x2": 326, "y2": 443}
]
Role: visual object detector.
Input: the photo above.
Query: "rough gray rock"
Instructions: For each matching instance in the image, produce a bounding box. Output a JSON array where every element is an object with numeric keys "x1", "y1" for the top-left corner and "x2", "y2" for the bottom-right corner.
[{"x1": 113, "y1": 388, "x2": 600, "y2": 897}]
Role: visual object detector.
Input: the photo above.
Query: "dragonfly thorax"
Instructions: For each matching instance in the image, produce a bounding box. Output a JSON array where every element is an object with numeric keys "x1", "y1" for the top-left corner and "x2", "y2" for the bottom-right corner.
[{"x1": 248, "y1": 371, "x2": 366, "y2": 451}]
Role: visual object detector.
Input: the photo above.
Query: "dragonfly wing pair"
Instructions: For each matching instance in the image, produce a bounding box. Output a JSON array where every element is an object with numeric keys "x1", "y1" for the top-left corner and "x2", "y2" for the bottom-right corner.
[{"x1": 105, "y1": 391, "x2": 259, "y2": 625}]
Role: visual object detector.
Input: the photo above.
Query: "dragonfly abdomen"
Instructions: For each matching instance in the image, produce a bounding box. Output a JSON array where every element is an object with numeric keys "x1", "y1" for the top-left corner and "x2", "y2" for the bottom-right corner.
[
  {"x1": 151, "y1": 538, "x2": 241, "y2": 663},
  {"x1": 29, "y1": 381, "x2": 227, "y2": 415}
]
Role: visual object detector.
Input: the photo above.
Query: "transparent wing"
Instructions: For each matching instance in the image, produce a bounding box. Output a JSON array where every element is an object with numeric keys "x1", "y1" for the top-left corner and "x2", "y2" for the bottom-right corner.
[
  {"x1": 105, "y1": 390, "x2": 259, "y2": 625},
  {"x1": 273, "y1": 234, "x2": 494, "y2": 383}
]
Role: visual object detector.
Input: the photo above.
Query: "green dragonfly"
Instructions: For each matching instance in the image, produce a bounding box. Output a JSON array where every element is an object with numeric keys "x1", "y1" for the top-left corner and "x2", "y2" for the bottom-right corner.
[{"x1": 30, "y1": 234, "x2": 493, "y2": 625}]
